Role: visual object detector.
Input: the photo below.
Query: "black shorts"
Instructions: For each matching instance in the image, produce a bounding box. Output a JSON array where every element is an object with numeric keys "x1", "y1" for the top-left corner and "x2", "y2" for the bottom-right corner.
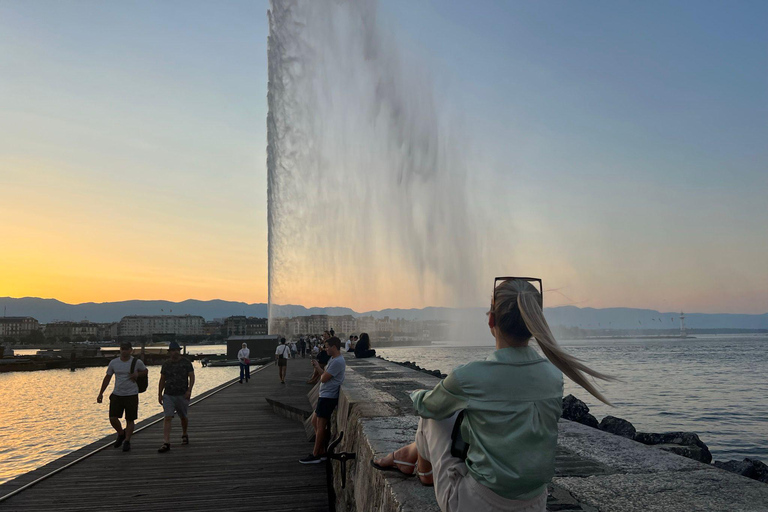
[
  {"x1": 109, "y1": 393, "x2": 139, "y2": 421},
  {"x1": 278, "y1": 358, "x2": 287, "y2": 367},
  {"x1": 315, "y1": 397, "x2": 339, "y2": 419}
]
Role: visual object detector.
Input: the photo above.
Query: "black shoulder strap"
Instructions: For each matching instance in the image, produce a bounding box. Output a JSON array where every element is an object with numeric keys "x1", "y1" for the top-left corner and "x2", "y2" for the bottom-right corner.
[{"x1": 130, "y1": 356, "x2": 136, "y2": 373}]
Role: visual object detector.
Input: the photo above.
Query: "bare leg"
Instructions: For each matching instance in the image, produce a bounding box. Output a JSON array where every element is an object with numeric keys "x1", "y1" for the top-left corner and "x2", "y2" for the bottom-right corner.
[
  {"x1": 313, "y1": 416, "x2": 328, "y2": 456},
  {"x1": 181, "y1": 416, "x2": 189, "y2": 437},
  {"x1": 163, "y1": 417, "x2": 173, "y2": 444},
  {"x1": 124, "y1": 420, "x2": 135, "y2": 441},
  {"x1": 374, "y1": 441, "x2": 433, "y2": 484},
  {"x1": 109, "y1": 417, "x2": 124, "y2": 435}
]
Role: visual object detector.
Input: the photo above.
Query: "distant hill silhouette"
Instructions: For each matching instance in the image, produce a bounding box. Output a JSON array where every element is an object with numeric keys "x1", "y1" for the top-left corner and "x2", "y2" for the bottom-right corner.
[{"x1": 1, "y1": 297, "x2": 767, "y2": 330}]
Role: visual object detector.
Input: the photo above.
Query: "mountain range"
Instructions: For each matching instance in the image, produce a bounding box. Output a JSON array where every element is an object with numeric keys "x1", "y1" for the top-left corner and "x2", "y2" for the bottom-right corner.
[{"x1": 1, "y1": 297, "x2": 767, "y2": 330}]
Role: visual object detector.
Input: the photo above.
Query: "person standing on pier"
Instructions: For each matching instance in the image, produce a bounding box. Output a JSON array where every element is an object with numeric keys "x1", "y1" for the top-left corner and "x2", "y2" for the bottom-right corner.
[
  {"x1": 96, "y1": 341, "x2": 148, "y2": 453},
  {"x1": 237, "y1": 342, "x2": 250, "y2": 384},
  {"x1": 157, "y1": 341, "x2": 195, "y2": 453},
  {"x1": 300, "y1": 336, "x2": 346, "y2": 464},
  {"x1": 275, "y1": 337, "x2": 290, "y2": 383}
]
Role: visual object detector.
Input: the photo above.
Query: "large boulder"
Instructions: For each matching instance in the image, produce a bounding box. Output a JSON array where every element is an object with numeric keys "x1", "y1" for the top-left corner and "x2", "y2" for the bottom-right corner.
[
  {"x1": 598, "y1": 416, "x2": 636, "y2": 439},
  {"x1": 714, "y1": 458, "x2": 768, "y2": 483},
  {"x1": 562, "y1": 394, "x2": 598, "y2": 428},
  {"x1": 634, "y1": 431, "x2": 712, "y2": 464}
]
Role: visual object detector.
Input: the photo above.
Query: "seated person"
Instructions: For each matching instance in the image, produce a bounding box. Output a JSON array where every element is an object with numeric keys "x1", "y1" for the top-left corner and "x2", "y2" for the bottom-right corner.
[
  {"x1": 371, "y1": 278, "x2": 614, "y2": 512},
  {"x1": 353, "y1": 332, "x2": 376, "y2": 358}
]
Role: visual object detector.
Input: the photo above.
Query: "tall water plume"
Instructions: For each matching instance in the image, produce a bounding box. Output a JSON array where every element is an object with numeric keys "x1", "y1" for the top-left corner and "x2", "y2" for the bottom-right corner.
[{"x1": 267, "y1": 0, "x2": 483, "y2": 329}]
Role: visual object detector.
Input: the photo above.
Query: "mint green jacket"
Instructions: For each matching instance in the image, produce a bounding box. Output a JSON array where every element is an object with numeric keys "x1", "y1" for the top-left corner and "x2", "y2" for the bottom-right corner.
[{"x1": 410, "y1": 346, "x2": 563, "y2": 500}]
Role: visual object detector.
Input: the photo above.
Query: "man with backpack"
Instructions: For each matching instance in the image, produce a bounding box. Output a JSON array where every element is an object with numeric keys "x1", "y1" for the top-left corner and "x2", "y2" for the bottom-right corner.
[
  {"x1": 157, "y1": 341, "x2": 195, "y2": 453},
  {"x1": 275, "y1": 337, "x2": 291, "y2": 383},
  {"x1": 97, "y1": 341, "x2": 148, "y2": 452}
]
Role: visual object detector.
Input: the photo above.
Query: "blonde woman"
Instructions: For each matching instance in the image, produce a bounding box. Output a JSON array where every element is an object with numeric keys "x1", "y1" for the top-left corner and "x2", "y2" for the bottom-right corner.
[{"x1": 372, "y1": 278, "x2": 614, "y2": 512}]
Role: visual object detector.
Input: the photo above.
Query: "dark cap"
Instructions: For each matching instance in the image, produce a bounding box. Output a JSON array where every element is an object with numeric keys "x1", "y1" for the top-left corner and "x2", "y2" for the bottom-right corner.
[
  {"x1": 168, "y1": 341, "x2": 181, "y2": 351},
  {"x1": 120, "y1": 341, "x2": 132, "y2": 349}
]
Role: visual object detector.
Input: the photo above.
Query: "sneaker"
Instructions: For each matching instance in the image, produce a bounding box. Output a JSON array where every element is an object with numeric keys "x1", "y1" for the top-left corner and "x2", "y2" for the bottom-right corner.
[
  {"x1": 158, "y1": 443, "x2": 171, "y2": 453},
  {"x1": 114, "y1": 433, "x2": 126, "y2": 448},
  {"x1": 122, "y1": 440, "x2": 131, "y2": 452},
  {"x1": 299, "y1": 453, "x2": 327, "y2": 464}
]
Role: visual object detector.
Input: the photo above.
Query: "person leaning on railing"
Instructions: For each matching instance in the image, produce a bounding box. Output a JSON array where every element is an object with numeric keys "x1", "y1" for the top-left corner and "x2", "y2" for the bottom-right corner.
[{"x1": 372, "y1": 277, "x2": 615, "y2": 512}]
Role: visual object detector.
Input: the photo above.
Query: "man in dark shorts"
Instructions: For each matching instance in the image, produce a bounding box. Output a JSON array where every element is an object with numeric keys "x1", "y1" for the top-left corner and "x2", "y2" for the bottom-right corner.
[
  {"x1": 97, "y1": 341, "x2": 148, "y2": 452},
  {"x1": 157, "y1": 341, "x2": 195, "y2": 453},
  {"x1": 300, "y1": 336, "x2": 346, "y2": 464}
]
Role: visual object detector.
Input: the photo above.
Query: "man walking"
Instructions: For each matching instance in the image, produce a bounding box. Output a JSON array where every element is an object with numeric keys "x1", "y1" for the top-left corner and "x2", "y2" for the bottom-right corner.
[
  {"x1": 157, "y1": 341, "x2": 195, "y2": 453},
  {"x1": 275, "y1": 337, "x2": 290, "y2": 383},
  {"x1": 97, "y1": 341, "x2": 148, "y2": 452},
  {"x1": 300, "y1": 336, "x2": 346, "y2": 464}
]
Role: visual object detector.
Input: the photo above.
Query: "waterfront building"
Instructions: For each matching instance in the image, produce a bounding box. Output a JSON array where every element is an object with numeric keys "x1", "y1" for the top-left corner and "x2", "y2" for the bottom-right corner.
[
  {"x1": 204, "y1": 320, "x2": 223, "y2": 336},
  {"x1": 118, "y1": 315, "x2": 204, "y2": 337},
  {"x1": 246, "y1": 317, "x2": 268, "y2": 335},
  {"x1": 45, "y1": 320, "x2": 99, "y2": 340},
  {"x1": 97, "y1": 322, "x2": 119, "y2": 340},
  {"x1": 0, "y1": 316, "x2": 40, "y2": 339},
  {"x1": 225, "y1": 316, "x2": 247, "y2": 336}
]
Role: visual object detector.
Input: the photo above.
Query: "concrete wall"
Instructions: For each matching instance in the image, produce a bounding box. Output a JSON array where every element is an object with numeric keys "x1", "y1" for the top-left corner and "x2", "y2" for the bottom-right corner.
[{"x1": 331, "y1": 355, "x2": 768, "y2": 512}]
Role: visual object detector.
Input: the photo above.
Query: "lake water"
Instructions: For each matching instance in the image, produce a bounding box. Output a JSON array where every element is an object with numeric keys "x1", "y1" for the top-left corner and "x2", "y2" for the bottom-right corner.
[
  {"x1": 377, "y1": 334, "x2": 768, "y2": 464},
  {"x1": 0, "y1": 345, "x2": 235, "y2": 486}
]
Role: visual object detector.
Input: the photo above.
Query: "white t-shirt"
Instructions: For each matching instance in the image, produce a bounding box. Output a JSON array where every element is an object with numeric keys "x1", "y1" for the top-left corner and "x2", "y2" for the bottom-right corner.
[
  {"x1": 238, "y1": 348, "x2": 250, "y2": 362},
  {"x1": 345, "y1": 340, "x2": 352, "y2": 351},
  {"x1": 107, "y1": 356, "x2": 147, "y2": 396},
  {"x1": 275, "y1": 344, "x2": 291, "y2": 358}
]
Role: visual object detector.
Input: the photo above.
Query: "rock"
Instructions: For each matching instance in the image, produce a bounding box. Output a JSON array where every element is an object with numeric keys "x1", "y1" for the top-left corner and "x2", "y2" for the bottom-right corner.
[
  {"x1": 714, "y1": 458, "x2": 768, "y2": 483},
  {"x1": 634, "y1": 431, "x2": 712, "y2": 464},
  {"x1": 655, "y1": 444, "x2": 711, "y2": 464},
  {"x1": 562, "y1": 394, "x2": 599, "y2": 428},
  {"x1": 599, "y1": 416, "x2": 636, "y2": 439}
]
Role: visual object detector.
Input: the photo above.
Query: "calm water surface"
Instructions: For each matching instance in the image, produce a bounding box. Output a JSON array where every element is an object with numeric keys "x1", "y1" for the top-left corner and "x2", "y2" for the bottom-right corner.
[
  {"x1": 0, "y1": 345, "x2": 236, "y2": 485},
  {"x1": 378, "y1": 334, "x2": 768, "y2": 463}
]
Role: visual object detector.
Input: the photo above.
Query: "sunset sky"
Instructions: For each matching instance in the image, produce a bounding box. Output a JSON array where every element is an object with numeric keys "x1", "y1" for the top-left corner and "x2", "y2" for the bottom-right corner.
[{"x1": 1, "y1": 1, "x2": 766, "y2": 314}]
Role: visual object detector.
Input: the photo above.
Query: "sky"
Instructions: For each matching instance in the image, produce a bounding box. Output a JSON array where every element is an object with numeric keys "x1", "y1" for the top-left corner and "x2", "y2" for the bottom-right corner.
[{"x1": 0, "y1": 0, "x2": 766, "y2": 314}]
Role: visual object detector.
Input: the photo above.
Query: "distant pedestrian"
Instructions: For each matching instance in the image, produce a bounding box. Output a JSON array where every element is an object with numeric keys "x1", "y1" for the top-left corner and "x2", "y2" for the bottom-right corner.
[
  {"x1": 276, "y1": 337, "x2": 290, "y2": 383},
  {"x1": 345, "y1": 335, "x2": 353, "y2": 352},
  {"x1": 238, "y1": 343, "x2": 250, "y2": 384},
  {"x1": 290, "y1": 340, "x2": 297, "y2": 359},
  {"x1": 354, "y1": 332, "x2": 376, "y2": 358},
  {"x1": 157, "y1": 341, "x2": 195, "y2": 453},
  {"x1": 97, "y1": 341, "x2": 148, "y2": 453},
  {"x1": 298, "y1": 337, "x2": 307, "y2": 358},
  {"x1": 300, "y1": 336, "x2": 346, "y2": 464}
]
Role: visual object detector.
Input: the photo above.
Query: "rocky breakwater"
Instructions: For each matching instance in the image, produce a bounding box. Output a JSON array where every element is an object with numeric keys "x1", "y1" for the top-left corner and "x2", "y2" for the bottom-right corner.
[{"x1": 563, "y1": 394, "x2": 768, "y2": 485}]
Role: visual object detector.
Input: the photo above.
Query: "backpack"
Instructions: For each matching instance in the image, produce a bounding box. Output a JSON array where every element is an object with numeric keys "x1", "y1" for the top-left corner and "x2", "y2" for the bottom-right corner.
[{"x1": 130, "y1": 356, "x2": 149, "y2": 393}]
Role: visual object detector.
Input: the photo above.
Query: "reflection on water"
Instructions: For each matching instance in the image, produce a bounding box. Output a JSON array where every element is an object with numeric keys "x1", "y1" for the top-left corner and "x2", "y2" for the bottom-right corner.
[
  {"x1": 0, "y1": 353, "x2": 238, "y2": 485},
  {"x1": 377, "y1": 334, "x2": 768, "y2": 462}
]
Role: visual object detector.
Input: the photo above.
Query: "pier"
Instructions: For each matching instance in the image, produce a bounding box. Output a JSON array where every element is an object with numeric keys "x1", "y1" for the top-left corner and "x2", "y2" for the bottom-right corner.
[{"x1": 0, "y1": 358, "x2": 328, "y2": 511}]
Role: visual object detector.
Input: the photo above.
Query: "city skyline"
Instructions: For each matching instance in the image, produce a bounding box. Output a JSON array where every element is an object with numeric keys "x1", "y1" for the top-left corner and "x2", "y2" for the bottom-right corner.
[{"x1": 1, "y1": 1, "x2": 766, "y2": 314}]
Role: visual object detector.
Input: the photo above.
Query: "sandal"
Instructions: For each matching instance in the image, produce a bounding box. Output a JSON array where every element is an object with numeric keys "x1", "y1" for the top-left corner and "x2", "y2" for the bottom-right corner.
[
  {"x1": 370, "y1": 453, "x2": 416, "y2": 477},
  {"x1": 181, "y1": 435, "x2": 189, "y2": 445},
  {"x1": 158, "y1": 443, "x2": 171, "y2": 453},
  {"x1": 416, "y1": 468, "x2": 434, "y2": 487}
]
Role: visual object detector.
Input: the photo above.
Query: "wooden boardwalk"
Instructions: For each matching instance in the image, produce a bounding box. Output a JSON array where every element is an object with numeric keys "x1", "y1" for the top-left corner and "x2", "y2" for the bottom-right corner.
[{"x1": 0, "y1": 357, "x2": 327, "y2": 511}]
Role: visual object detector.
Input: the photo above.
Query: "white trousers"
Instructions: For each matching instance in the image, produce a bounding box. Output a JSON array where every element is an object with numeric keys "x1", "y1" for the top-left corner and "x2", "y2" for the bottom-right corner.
[{"x1": 415, "y1": 412, "x2": 547, "y2": 512}]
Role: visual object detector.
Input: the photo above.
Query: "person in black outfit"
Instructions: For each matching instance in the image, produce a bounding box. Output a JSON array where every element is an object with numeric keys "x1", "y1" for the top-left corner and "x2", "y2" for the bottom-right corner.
[{"x1": 354, "y1": 332, "x2": 376, "y2": 358}]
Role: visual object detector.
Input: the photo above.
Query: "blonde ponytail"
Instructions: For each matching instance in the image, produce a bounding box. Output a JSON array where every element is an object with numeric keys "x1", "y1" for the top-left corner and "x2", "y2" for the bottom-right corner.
[{"x1": 494, "y1": 280, "x2": 617, "y2": 405}]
